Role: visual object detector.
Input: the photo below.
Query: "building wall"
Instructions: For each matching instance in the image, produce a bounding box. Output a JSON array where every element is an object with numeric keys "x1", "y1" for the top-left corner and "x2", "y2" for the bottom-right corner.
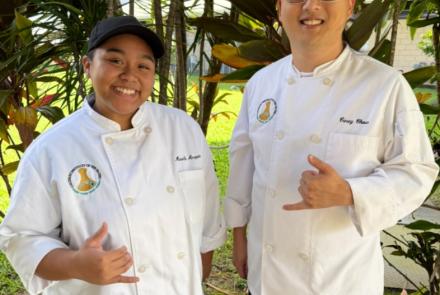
[{"x1": 393, "y1": 19, "x2": 434, "y2": 73}]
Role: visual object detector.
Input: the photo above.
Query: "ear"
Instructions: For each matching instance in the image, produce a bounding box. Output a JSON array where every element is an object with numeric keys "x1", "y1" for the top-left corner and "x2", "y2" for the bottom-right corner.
[
  {"x1": 82, "y1": 55, "x2": 91, "y2": 78},
  {"x1": 276, "y1": 0, "x2": 281, "y2": 18},
  {"x1": 348, "y1": 0, "x2": 355, "y2": 15}
]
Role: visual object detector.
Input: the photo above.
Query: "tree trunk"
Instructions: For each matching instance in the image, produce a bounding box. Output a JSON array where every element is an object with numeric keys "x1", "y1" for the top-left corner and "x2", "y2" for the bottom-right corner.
[
  {"x1": 107, "y1": 0, "x2": 114, "y2": 17},
  {"x1": 156, "y1": 0, "x2": 177, "y2": 105},
  {"x1": 433, "y1": 24, "x2": 440, "y2": 105},
  {"x1": 198, "y1": 0, "x2": 222, "y2": 134},
  {"x1": 173, "y1": 0, "x2": 187, "y2": 111},
  {"x1": 129, "y1": 0, "x2": 134, "y2": 16},
  {"x1": 388, "y1": 0, "x2": 401, "y2": 66}
]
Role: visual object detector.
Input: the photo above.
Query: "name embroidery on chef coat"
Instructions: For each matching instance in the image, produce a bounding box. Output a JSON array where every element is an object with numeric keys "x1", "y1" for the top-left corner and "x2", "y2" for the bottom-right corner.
[
  {"x1": 68, "y1": 164, "x2": 101, "y2": 195},
  {"x1": 257, "y1": 98, "x2": 277, "y2": 123}
]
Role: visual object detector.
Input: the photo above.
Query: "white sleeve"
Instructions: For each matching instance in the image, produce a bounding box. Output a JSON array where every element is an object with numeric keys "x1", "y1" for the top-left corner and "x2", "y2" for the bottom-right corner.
[
  {"x1": 224, "y1": 86, "x2": 255, "y2": 228},
  {"x1": 0, "y1": 158, "x2": 68, "y2": 295},
  {"x1": 346, "y1": 75, "x2": 439, "y2": 236},
  {"x1": 200, "y1": 134, "x2": 226, "y2": 253}
]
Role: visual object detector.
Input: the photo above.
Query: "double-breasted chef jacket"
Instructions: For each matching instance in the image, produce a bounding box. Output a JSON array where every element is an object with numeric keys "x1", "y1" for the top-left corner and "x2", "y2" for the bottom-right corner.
[
  {"x1": 0, "y1": 96, "x2": 226, "y2": 295},
  {"x1": 225, "y1": 46, "x2": 438, "y2": 295}
]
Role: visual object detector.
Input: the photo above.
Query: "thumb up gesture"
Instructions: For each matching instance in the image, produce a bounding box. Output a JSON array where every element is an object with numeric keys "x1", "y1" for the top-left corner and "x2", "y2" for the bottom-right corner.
[
  {"x1": 71, "y1": 223, "x2": 139, "y2": 285},
  {"x1": 283, "y1": 155, "x2": 354, "y2": 211}
]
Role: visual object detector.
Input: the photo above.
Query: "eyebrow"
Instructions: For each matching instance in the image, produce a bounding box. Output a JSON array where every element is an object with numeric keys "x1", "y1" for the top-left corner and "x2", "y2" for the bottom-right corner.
[{"x1": 105, "y1": 48, "x2": 155, "y2": 63}]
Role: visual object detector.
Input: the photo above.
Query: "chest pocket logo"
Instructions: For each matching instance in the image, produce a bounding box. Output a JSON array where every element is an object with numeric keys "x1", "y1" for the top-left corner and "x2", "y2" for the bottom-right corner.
[
  {"x1": 68, "y1": 164, "x2": 101, "y2": 195},
  {"x1": 257, "y1": 98, "x2": 277, "y2": 123}
]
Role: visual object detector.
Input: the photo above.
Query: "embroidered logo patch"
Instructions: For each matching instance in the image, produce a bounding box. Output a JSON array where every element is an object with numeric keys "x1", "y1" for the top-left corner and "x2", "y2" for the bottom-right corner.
[
  {"x1": 68, "y1": 164, "x2": 101, "y2": 195},
  {"x1": 257, "y1": 98, "x2": 277, "y2": 123}
]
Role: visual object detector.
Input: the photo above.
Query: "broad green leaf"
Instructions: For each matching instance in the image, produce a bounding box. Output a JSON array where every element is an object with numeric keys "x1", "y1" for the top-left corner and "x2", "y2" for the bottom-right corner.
[
  {"x1": 212, "y1": 44, "x2": 268, "y2": 69},
  {"x1": 239, "y1": 40, "x2": 286, "y2": 62},
  {"x1": 346, "y1": 0, "x2": 392, "y2": 50},
  {"x1": 419, "y1": 103, "x2": 440, "y2": 115},
  {"x1": 405, "y1": 219, "x2": 440, "y2": 230},
  {"x1": 228, "y1": 0, "x2": 277, "y2": 25},
  {"x1": 37, "y1": 106, "x2": 65, "y2": 124},
  {"x1": 14, "y1": 11, "x2": 33, "y2": 44},
  {"x1": 222, "y1": 65, "x2": 266, "y2": 81},
  {"x1": 408, "y1": 17, "x2": 440, "y2": 28},
  {"x1": 369, "y1": 39, "x2": 391, "y2": 64},
  {"x1": 188, "y1": 17, "x2": 263, "y2": 42},
  {"x1": 0, "y1": 161, "x2": 19, "y2": 176},
  {"x1": 200, "y1": 74, "x2": 247, "y2": 83},
  {"x1": 403, "y1": 66, "x2": 436, "y2": 88}
]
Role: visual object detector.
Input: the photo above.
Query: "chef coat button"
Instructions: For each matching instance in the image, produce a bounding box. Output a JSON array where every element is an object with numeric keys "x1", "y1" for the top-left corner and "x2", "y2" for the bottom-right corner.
[
  {"x1": 309, "y1": 134, "x2": 321, "y2": 144},
  {"x1": 298, "y1": 253, "x2": 309, "y2": 262},
  {"x1": 138, "y1": 264, "x2": 148, "y2": 273},
  {"x1": 125, "y1": 197, "x2": 134, "y2": 206},
  {"x1": 177, "y1": 252, "x2": 185, "y2": 259},
  {"x1": 167, "y1": 186, "x2": 175, "y2": 193},
  {"x1": 143, "y1": 126, "x2": 152, "y2": 134},
  {"x1": 276, "y1": 131, "x2": 285, "y2": 140},
  {"x1": 268, "y1": 189, "x2": 276, "y2": 198},
  {"x1": 105, "y1": 137, "x2": 113, "y2": 145},
  {"x1": 323, "y1": 78, "x2": 332, "y2": 86},
  {"x1": 287, "y1": 77, "x2": 295, "y2": 85},
  {"x1": 264, "y1": 244, "x2": 274, "y2": 253}
]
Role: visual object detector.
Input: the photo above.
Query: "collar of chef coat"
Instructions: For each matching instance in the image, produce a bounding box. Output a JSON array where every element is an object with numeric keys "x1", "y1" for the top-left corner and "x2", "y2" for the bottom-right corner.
[
  {"x1": 290, "y1": 45, "x2": 351, "y2": 78},
  {"x1": 82, "y1": 93, "x2": 148, "y2": 131}
]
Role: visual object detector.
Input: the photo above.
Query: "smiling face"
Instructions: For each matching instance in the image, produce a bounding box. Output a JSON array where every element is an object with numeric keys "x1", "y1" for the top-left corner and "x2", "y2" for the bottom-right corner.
[
  {"x1": 278, "y1": 0, "x2": 354, "y2": 51},
  {"x1": 82, "y1": 34, "x2": 155, "y2": 130}
]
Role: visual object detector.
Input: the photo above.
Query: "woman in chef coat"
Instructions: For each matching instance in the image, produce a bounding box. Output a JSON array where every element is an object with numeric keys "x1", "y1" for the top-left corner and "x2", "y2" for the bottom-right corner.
[
  {"x1": 0, "y1": 16, "x2": 225, "y2": 295},
  {"x1": 225, "y1": 0, "x2": 438, "y2": 294}
]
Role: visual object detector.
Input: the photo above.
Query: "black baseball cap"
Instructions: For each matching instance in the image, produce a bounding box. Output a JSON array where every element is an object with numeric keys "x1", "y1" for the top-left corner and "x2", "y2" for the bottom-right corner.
[{"x1": 87, "y1": 16, "x2": 164, "y2": 59}]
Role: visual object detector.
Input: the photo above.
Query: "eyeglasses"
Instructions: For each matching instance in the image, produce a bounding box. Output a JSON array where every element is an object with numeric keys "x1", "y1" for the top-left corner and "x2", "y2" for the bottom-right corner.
[{"x1": 286, "y1": 0, "x2": 338, "y2": 3}]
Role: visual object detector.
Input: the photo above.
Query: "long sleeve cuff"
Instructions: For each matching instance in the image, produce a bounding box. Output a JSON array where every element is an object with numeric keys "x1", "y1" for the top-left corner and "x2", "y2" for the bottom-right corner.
[
  {"x1": 224, "y1": 197, "x2": 251, "y2": 228},
  {"x1": 201, "y1": 221, "x2": 227, "y2": 253}
]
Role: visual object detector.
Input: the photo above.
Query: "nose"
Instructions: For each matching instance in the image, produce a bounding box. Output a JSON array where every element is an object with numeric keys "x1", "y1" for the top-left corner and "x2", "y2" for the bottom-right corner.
[
  {"x1": 119, "y1": 64, "x2": 137, "y2": 81},
  {"x1": 302, "y1": 0, "x2": 322, "y2": 10}
]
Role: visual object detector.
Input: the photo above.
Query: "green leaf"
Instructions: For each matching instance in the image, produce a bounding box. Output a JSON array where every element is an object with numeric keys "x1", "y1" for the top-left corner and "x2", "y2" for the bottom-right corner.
[
  {"x1": 188, "y1": 17, "x2": 263, "y2": 42},
  {"x1": 369, "y1": 39, "x2": 391, "y2": 64},
  {"x1": 405, "y1": 220, "x2": 440, "y2": 230},
  {"x1": 346, "y1": 0, "x2": 393, "y2": 50},
  {"x1": 0, "y1": 119, "x2": 9, "y2": 143},
  {"x1": 28, "y1": 81, "x2": 38, "y2": 99},
  {"x1": 35, "y1": 76, "x2": 64, "y2": 84},
  {"x1": 222, "y1": 65, "x2": 265, "y2": 81},
  {"x1": 419, "y1": 103, "x2": 440, "y2": 115},
  {"x1": 37, "y1": 106, "x2": 65, "y2": 124},
  {"x1": 0, "y1": 161, "x2": 19, "y2": 176},
  {"x1": 239, "y1": 40, "x2": 287, "y2": 62},
  {"x1": 6, "y1": 144, "x2": 24, "y2": 153},
  {"x1": 408, "y1": 17, "x2": 440, "y2": 28},
  {"x1": 0, "y1": 90, "x2": 13, "y2": 110},
  {"x1": 403, "y1": 66, "x2": 436, "y2": 88},
  {"x1": 14, "y1": 11, "x2": 33, "y2": 44},
  {"x1": 228, "y1": 0, "x2": 277, "y2": 25}
]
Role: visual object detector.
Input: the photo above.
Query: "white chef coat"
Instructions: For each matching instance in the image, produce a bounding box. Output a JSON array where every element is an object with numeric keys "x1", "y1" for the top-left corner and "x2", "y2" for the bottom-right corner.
[
  {"x1": 225, "y1": 46, "x2": 438, "y2": 295},
  {"x1": 0, "y1": 96, "x2": 226, "y2": 295}
]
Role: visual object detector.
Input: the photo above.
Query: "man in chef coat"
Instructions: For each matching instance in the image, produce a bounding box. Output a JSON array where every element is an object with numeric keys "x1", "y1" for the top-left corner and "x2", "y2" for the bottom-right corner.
[
  {"x1": 225, "y1": 0, "x2": 439, "y2": 294},
  {"x1": 0, "y1": 16, "x2": 226, "y2": 295}
]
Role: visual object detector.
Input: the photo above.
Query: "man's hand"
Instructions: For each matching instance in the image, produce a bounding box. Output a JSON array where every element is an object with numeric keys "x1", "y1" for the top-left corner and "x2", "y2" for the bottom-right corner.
[
  {"x1": 232, "y1": 226, "x2": 248, "y2": 279},
  {"x1": 283, "y1": 155, "x2": 353, "y2": 211},
  {"x1": 71, "y1": 223, "x2": 139, "y2": 285}
]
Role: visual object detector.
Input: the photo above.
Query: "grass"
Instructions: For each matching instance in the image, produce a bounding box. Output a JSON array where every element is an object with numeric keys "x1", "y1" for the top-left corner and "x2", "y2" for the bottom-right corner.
[{"x1": 0, "y1": 84, "x2": 437, "y2": 294}]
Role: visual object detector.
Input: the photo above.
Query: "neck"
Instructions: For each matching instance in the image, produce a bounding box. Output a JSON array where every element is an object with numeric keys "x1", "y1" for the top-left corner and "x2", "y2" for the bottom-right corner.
[{"x1": 291, "y1": 41, "x2": 344, "y2": 73}]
